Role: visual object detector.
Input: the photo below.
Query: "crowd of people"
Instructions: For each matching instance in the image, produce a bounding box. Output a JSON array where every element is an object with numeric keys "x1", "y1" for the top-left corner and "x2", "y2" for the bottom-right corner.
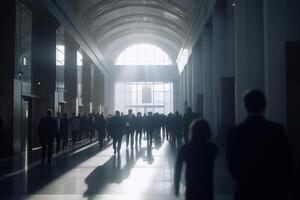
[
  {"x1": 37, "y1": 89, "x2": 296, "y2": 200},
  {"x1": 37, "y1": 106, "x2": 200, "y2": 164}
]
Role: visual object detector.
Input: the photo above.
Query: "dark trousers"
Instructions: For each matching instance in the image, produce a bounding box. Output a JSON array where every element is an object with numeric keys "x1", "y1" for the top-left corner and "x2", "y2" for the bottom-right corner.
[
  {"x1": 113, "y1": 136, "x2": 122, "y2": 153},
  {"x1": 56, "y1": 134, "x2": 62, "y2": 153},
  {"x1": 72, "y1": 130, "x2": 78, "y2": 146},
  {"x1": 135, "y1": 129, "x2": 142, "y2": 144},
  {"x1": 97, "y1": 131, "x2": 105, "y2": 149},
  {"x1": 126, "y1": 131, "x2": 134, "y2": 147},
  {"x1": 147, "y1": 130, "x2": 154, "y2": 147},
  {"x1": 41, "y1": 138, "x2": 54, "y2": 163},
  {"x1": 62, "y1": 132, "x2": 68, "y2": 149}
]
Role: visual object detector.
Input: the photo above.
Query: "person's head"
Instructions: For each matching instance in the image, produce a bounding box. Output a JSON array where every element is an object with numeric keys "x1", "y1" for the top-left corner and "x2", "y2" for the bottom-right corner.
[
  {"x1": 189, "y1": 119, "x2": 211, "y2": 142},
  {"x1": 243, "y1": 89, "x2": 266, "y2": 115},
  {"x1": 63, "y1": 113, "x2": 68, "y2": 118},
  {"x1": 128, "y1": 109, "x2": 132, "y2": 114},
  {"x1": 186, "y1": 107, "x2": 192, "y2": 113},
  {"x1": 46, "y1": 109, "x2": 53, "y2": 117},
  {"x1": 115, "y1": 111, "x2": 120, "y2": 117},
  {"x1": 72, "y1": 112, "x2": 76, "y2": 116},
  {"x1": 175, "y1": 111, "x2": 179, "y2": 115}
]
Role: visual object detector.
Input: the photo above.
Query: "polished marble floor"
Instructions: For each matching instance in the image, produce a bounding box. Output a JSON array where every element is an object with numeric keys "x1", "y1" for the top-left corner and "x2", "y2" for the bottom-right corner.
[{"x1": 0, "y1": 137, "x2": 234, "y2": 200}]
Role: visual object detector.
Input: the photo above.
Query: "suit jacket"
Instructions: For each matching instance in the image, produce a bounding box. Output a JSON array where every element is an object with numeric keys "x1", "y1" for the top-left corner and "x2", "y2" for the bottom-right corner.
[
  {"x1": 38, "y1": 116, "x2": 56, "y2": 142},
  {"x1": 227, "y1": 115, "x2": 293, "y2": 200},
  {"x1": 110, "y1": 116, "x2": 124, "y2": 138}
]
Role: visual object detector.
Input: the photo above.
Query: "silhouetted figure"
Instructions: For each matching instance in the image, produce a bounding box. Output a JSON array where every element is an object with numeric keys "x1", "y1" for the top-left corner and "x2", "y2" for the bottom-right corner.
[
  {"x1": 38, "y1": 109, "x2": 56, "y2": 164},
  {"x1": 135, "y1": 112, "x2": 143, "y2": 145},
  {"x1": 124, "y1": 109, "x2": 135, "y2": 148},
  {"x1": 174, "y1": 111, "x2": 183, "y2": 144},
  {"x1": 175, "y1": 119, "x2": 218, "y2": 200},
  {"x1": 145, "y1": 112, "x2": 155, "y2": 147},
  {"x1": 61, "y1": 113, "x2": 69, "y2": 150},
  {"x1": 110, "y1": 111, "x2": 124, "y2": 154},
  {"x1": 95, "y1": 114, "x2": 106, "y2": 149},
  {"x1": 55, "y1": 112, "x2": 63, "y2": 153},
  {"x1": 227, "y1": 89, "x2": 293, "y2": 200},
  {"x1": 70, "y1": 113, "x2": 80, "y2": 146},
  {"x1": 87, "y1": 114, "x2": 95, "y2": 143},
  {"x1": 183, "y1": 107, "x2": 200, "y2": 143}
]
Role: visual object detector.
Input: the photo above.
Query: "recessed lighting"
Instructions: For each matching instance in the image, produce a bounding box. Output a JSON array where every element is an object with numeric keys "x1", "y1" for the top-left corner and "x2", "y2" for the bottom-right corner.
[
  {"x1": 38, "y1": 82, "x2": 41, "y2": 85},
  {"x1": 232, "y1": 3, "x2": 235, "y2": 7}
]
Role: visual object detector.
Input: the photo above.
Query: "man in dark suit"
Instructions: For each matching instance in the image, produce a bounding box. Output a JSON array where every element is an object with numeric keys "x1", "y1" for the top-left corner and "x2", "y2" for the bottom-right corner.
[
  {"x1": 55, "y1": 112, "x2": 62, "y2": 153},
  {"x1": 38, "y1": 109, "x2": 56, "y2": 164},
  {"x1": 61, "y1": 113, "x2": 69, "y2": 150},
  {"x1": 227, "y1": 89, "x2": 293, "y2": 200},
  {"x1": 110, "y1": 111, "x2": 124, "y2": 154}
]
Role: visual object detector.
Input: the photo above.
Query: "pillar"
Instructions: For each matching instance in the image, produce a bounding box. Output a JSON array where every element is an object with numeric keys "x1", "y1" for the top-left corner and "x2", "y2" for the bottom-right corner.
[
  {"x1": 212, "y1": 7, "x2": 228, "y2": 138},
  {"x1": 64, "y1": 32, "x2": 79, "y2": 116},
  {"x1": 0, "y1": 0, "x2": 19, "y2": 157},
  {"x1": 203, "y1": 25, "x2": 214, "y2": 134},
  {"x1": 31, "y1": 11, "x2": 58, "y2": 114},
  {"x1": 82, "y1": 54, "x2": 93, "y2": 114},
  {"x1": 92, "y1": 67, "x2": 105, "y2": 113},
  {"x1": 188, "y1": 56, "x2": 193, "y2": 108},
  {"x1": 234, "y1": 0, "x2": 265, "y2": 123}
]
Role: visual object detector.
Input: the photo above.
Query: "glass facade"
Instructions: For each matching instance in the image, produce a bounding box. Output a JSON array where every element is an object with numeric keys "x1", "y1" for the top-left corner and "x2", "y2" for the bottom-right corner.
[
  {"x1": 115, "y1": 44, "x2": 172, "y2": 66},
  {"x1": 56, "y1": 29, "x2": 65, "y2": 104},
  {"x1": 115, "y1": 82, "x2": 173, "y2": 114}
]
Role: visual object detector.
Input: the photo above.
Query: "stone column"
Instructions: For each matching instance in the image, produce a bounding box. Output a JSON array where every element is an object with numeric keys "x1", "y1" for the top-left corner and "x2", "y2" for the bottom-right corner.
[
  {"x1": 203, "y1": 25, "x2": 214, "y2": 134},
  {"x1": 193, "y1": 38, "x2": 205, "y2": 117},
  {"x1": 188, "y1": 56, "x2": 193, "y2": 108},
  {"x1": 82, "y1": 54, "x2": 92, "y2": 114},
  {"x1": 31, "y1": 11, "x2": 58, "y2": 114},
  {"x1": 212, "y1": 7, "x2": 227, "y2": 136},
  {"x1": 173, "y1": 80, "x2": 179, "y2": 113},
  {"x1": 192, "y1": 42, "x2": 200, "y2": 112},
  {"x1": 0, "y1": 0, "x2": 19, "y2": 157},
  {"x1": 92, "y1": 66, "x2": 105, "y2": 113},
  {"x1": 64, "y1": 32, "x2": 79, "y2": 116},
  {"x1": 234, "y1": 0, "x2": 265, "y2": 123},
  {"x1": 263, "y1": 0, "x2": 286, "y2": 125}
]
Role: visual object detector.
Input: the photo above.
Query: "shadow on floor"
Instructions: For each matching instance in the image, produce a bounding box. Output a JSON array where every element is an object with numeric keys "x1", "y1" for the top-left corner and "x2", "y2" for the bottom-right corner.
[
  {"x1": 83, "y1": 145, "x2": 148, "y2": 200},
  {"x1": 0, "y1": 142, "x2": 106, "y2": 195}
]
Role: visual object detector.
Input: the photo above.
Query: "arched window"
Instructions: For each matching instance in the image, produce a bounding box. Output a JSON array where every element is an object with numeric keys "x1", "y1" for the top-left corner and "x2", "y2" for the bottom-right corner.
[{"x1": 115, "y1": 44, "x2": 172, "y2": 66}]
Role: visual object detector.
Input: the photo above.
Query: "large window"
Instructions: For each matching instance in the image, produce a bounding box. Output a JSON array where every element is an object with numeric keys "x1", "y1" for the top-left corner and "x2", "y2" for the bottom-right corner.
[
  {"x1": 115, "y1": 82, "x2": 173, "y2": 114},
  {"x1": 115, "y1": 44, "x2": 172, "y2": 66},
  {"x1": 56, "y1": 30, "x2": 65, "y2": 103}
]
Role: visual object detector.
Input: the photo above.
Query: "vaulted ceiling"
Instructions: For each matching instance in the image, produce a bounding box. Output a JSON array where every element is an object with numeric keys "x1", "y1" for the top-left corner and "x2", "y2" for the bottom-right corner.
[{"x1": 69, "y1": 0, "x2": 199, "y2": 64}]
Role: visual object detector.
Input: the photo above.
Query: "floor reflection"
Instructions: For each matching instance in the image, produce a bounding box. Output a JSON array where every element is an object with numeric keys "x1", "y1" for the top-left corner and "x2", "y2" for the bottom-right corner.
[{"x1": 0, "y1": 134, "x2": 234, "y2": 200}]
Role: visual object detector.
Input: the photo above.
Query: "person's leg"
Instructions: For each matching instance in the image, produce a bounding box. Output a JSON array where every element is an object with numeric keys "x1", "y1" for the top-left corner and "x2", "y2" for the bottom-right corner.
[
  {"x1": 56, "y1": 135, "x2": 61, "y2": 153},
  {"x1": 130, "y1": 131, "x2": 134, "y2": 148},
  {"x1": 63, "y1": 133, "x2": 68, "y2": 150},
  {"x1": 117, "y1": 137, "x2": 122, "y2": 154},
  {"x1": 135, "y1": 130, "x2": 138, "y2": 144},
  {"x1": 71, "y1": 131, "x2": 75, "y2": 146},
  {"x1": 149, "y1": 131, "x2": 153, "y2": 147},
  {"x1": 47, "y1": 139, "x2": 53, "y2": 164},
  {"x1": 113, "y1": 137, "x2": 117, "y2": 154},
  {"x1": 41, "y1": 141, "x2": 46, "y2": 163},
  {"x1": 126, "y1": 132, "x2": 129, "y2": 148}
]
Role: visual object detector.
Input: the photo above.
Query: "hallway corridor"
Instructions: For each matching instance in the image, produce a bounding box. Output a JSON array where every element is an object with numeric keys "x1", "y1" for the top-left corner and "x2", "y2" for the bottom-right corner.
[{"x1": 0, "y1": 139, "x2": 233, "y2": 200}]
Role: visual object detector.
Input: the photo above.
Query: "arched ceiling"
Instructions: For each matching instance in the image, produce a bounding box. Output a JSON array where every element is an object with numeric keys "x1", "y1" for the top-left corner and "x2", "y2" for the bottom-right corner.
[{"x1": 69, "y1": 0, "x2": 199, "y2": 65}]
